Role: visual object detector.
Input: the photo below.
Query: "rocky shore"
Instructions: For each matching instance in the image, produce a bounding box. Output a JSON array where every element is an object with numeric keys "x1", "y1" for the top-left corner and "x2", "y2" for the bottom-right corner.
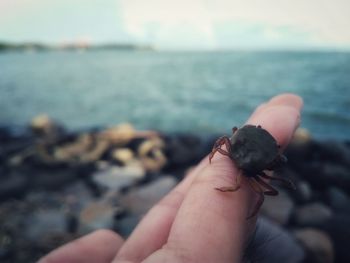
[{"x1": 0, "y1": 116, "x2": 349, "y2": 263}]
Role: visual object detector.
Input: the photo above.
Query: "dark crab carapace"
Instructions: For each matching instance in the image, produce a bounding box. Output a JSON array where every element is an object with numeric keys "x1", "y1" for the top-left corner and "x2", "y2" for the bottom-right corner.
[{"x1": 209, "y1": 124, "x2": 295, "y2": 219}]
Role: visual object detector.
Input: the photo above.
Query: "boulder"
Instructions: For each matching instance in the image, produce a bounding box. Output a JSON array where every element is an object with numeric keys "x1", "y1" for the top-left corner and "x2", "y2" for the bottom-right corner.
[
  {"x1": 326, "y1": 187, "x2": 350, "y2": 214},
  {"x1": 293, "y1": 180, "x2": 312, "y2": 204},
  {"x1": 30, "y1": 114, "x2": 64, "y2": 138},
  {"x1": 294, "y1": 203, "x2": 332, "y2": 227},
  {"x1": 120, "y1": 176, "x2": 177, "y2": 216},
  {"x1": 294, "y1": 228, "x2": 333, "y2": 263},
  {"x1": 79, "y1": 202, "x2": 117, "y2": 234},
  {"x1": 319, "y1": 215, "x2": 350, "y2": 263},
  {"x1": 24, "y1": 209, "x2": 67, "y2": 242},
  {"x1": 261, "y1": 189, "x2": 294, "y2": 225},
  {"x1": 291, "y1": 127, "x2": 312, "y2": 146},
  {"x1": 138, "y1": 138, "x2": 167, "y2": 172},
  {"x1": 92, "y1": 164, "x2": 145, "y2": 191},
  {"x1": 112, "y1": 148, "x2": 135, "y2": 165}
]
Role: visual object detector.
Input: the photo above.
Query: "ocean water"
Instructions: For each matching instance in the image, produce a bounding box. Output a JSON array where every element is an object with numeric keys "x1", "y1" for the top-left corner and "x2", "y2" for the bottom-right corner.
[{"x1": 0, "y1": 50, "x2": 350, "y2": 139}]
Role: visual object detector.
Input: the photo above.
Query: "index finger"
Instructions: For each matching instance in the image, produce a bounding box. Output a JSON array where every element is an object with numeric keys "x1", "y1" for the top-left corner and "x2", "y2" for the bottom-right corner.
[{"x1": 160, "y1": 94, "x2": 303, "y2": 262}]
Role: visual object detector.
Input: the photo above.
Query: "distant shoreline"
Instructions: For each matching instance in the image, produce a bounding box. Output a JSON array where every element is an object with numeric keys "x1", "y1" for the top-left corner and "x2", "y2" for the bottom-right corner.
[
  {"x1": 0, "y1": 41, "x2": 154, "y2": 53},
  {"x1": 1, "y1": 41, "x2": 350, "y2": 54}
]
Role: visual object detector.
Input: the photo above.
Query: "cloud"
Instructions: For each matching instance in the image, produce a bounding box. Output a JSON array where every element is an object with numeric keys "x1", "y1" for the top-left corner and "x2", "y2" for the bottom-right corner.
[
  {"x1": 1, "y1": 0, "x2": 349, "y2": 48},
  {"x1": 119, "y1": 0, "x2": 350, "y2": 49},
  {"x1": 206, "y1": 0, "x2": 350, "y2": 46},
  {"x1": 119, "y1": 0, "x2": 217, "y2": 49}
]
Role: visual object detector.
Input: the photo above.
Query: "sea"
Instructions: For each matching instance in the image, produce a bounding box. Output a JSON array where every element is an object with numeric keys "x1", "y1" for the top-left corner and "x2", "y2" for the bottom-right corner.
[{"x1": 0, "y1": 50, "x2": 350, "y2": 140}]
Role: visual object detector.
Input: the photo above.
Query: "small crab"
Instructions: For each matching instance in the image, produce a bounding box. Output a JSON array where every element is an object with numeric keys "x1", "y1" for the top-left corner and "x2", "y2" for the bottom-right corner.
[{"x1": 209, "y1": 124, "x2": 295, "y2": 219}]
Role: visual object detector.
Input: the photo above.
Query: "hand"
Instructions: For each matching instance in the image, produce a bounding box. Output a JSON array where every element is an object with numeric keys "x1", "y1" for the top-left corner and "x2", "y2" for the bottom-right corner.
[{"x1": 39, "y1": 93, "x2": 303, "y2": 263}]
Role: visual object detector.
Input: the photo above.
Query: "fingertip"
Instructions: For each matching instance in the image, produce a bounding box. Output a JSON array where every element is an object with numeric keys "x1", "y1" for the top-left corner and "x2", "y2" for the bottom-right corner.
[
  {"x1": 247, "y1": 94, "x2": 303, "y2": 147},
  {"x1": 268, "y1": 93, "x2": 303, "y2": 111}
]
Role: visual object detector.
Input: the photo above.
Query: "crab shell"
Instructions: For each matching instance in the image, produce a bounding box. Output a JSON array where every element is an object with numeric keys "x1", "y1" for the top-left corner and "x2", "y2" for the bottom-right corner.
[{"x1": 229, "y1": 125, "x2": 280, "y2": 176}]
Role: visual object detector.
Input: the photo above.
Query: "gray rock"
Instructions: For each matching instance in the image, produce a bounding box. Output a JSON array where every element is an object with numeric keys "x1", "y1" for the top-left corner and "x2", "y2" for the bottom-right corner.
[
  {"x1": 321, "y1": 163, "x2": 350, "y2": 193},
  {"x1": 0, "y1": 171, "x2": 27, "y2": 200},
  {"x1": 295, "y1": 181, "x2": 312, "y2": 203},
  {"x1": 295, "y1": 203, "x2": 332, "y2": 226},
  {"x1": 244, "y1": 217, "x2": 304, "y2": 263},
  {"x1": 0, "y1": 231, "x2": 12, "y2": 259},
  {"x1": 120, "y1": 176, "x2": 177, "y2": 216},
  {"x1": 92, "y1": 164, "x2": 145, "y2": 191},
  {"x1": 261, "y1": 189, "x2": 294, "y2": 225},
  {"x1": 62, "y1": 182, "x2": 95, "y2": 210},
  {"x1": 30, "y1": 114, "x2": 64, "y2": 138},
  {"x1": 327, "y1": 187, "x2": 350, "y2": 214},
  {"x1": 294, "y1": 228, "x2": 334, "y2": 263},
  {"x1": 321, "y1": 215, "x2": 350, "y2": 263},
  {"x1": 24, "y1": 209, "x2": 67, "y2": 242},
  {"x1": 79, "y1": 202, "x2": 117, "y2": 234}
]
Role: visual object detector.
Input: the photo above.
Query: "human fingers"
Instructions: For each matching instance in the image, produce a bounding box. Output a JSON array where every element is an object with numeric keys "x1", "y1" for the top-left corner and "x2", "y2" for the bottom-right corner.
[
  {"x1": 113, "y1": 158, "x2": 209, "y2": 262},
  {"x1": 144, "y1": 94, "x2": 302, "y2": 263},
  {"x1": 248, "y1": 93, "x2": 302, "y2": 148},
  {"x1": 38, "y1": 229, "x2": 124, "y2": 263}
]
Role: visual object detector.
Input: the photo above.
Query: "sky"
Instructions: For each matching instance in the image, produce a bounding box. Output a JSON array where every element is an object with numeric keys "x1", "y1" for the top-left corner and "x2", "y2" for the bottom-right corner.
[{"x1": 0, "y1": 0, "x2": 349, "y2": 50}]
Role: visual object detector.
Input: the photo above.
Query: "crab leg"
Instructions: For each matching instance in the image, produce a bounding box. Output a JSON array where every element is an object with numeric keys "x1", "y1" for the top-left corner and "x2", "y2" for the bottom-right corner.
[
  {"x1": 247, "y1": 179, "x2": 265, "y2": 219},
  {"x1": 254, "y1": 176, "x2": 279, "y2": 196},
  {"x1": 209, "y1": 136, "x2": 231, "y2": 163},
  {"x1": 215, "y1": 172, "x2": 241, "y2": 192},
  {"x1": 259, "y1": 172, "x2": 296, "y2": 190}
]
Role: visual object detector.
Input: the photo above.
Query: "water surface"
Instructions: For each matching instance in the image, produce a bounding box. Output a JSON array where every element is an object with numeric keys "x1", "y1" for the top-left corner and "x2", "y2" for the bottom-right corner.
[{"x1": 1, "y1": 50, "x2": 349, "y2": 139}]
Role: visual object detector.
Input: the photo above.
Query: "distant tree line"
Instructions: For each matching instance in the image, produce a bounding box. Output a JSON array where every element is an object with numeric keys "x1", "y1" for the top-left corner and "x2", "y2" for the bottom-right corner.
[{"x1": 0, "y1": 41, "x2": 153, "y2": 52}]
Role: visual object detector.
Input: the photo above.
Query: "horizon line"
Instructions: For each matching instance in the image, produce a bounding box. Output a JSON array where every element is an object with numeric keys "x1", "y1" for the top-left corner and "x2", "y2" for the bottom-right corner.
[{"x1": 1, "y1": 39, "x2": 350, "y2": 53}]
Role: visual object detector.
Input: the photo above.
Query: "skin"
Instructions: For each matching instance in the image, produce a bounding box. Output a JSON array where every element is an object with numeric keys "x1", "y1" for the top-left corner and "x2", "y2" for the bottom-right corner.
[{"x1": 39, "y1": 93, "x2": 303, "y2": 263}]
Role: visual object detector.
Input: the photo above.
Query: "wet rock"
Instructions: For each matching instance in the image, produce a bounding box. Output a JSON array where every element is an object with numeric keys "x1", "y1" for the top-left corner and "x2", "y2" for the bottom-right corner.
[
  {"x1": 284, "y1": 138, "x2": 318, "y2": 174},
  {"x1": 244, "y1": 217, "x2": 304, "y2": 263},
  {"x1": 293, "y1": 181, "x2": 312, "y2": 204},
  {"x1": 0, "y1": 141, "x2": 34, "y2": 165},
  {"x1": 0, "y1": 171, "x2": 28, "y2": 200},
  {"x1": 30, "y1": 114, "x2": 64, "y2": 138},
  {"x1": 62, "y1": 182, "x2": 95, "y2": 211},
  {"x1": 320, "y1": 215, "x2": 350, "y2": 263},
  {"x1": 53, "y1": 134, "x2": 93, "y2": 161},
  {"x1": 120, "y1": 176, "x2": 177, "y2": 216},
  {"x1": 294, "y1": 228, "x2": 333, "y2": 263},
  {"x1": 294, "y1": 203, "x2": 332, "y2": 226},
  {"x1": 261, "y1": 189, "x2": 294, "y2": 225},
  {"x1": 80, "y1": 139, "x2": 109, "y2": 163},
  {"x1": 321, "y1": 163, "x2": 350, "y2": 194},
  {"x1": 29, "y1": 167, "x2": 80, "y2": 191},
  {"x1": 0, "y1": 125, "x2": 30, "y2": 141},
  {"x1": 100, "y1": 123, "x2": 158, "y2": 146},
  {"x1": 92, "y1": 164, "x2": 145, "y2": 191},
  {"x1": 79, "y1": 202, "x2": 117, "y2": 234},
  {"x1": 291, "y1": 127, "x2": 312, "y2": 145},
  {"x1": 24, "y1": 209, "x2": 67, "y2": 242},
  {"x1": 326, "y1": 187, "x2": 350, "y2": 214},
  {"x1": 112, "y1": 148, "x2": 135, "y2": 165},
  {"x1": 40, "y1": 134, "x2": 110, "y2": 164},
  {"x1": 138, "y1": 138, "x2": 167, "y2": 172},
  {"x1": 318, "y1": 140, "x2": 350, "y2": 166},
  {"x1": 0, "y1": 231, "x2": 13, "y2": 260},
  {"x1": 164, "y1": 134, "x2": 207, "y2": 171}
]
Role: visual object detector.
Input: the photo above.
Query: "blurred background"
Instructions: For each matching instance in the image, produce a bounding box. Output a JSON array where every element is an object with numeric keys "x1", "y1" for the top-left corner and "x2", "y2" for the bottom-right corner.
[{"x1": 0, "y1": 0, "x2": 350, "y2": 262}]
